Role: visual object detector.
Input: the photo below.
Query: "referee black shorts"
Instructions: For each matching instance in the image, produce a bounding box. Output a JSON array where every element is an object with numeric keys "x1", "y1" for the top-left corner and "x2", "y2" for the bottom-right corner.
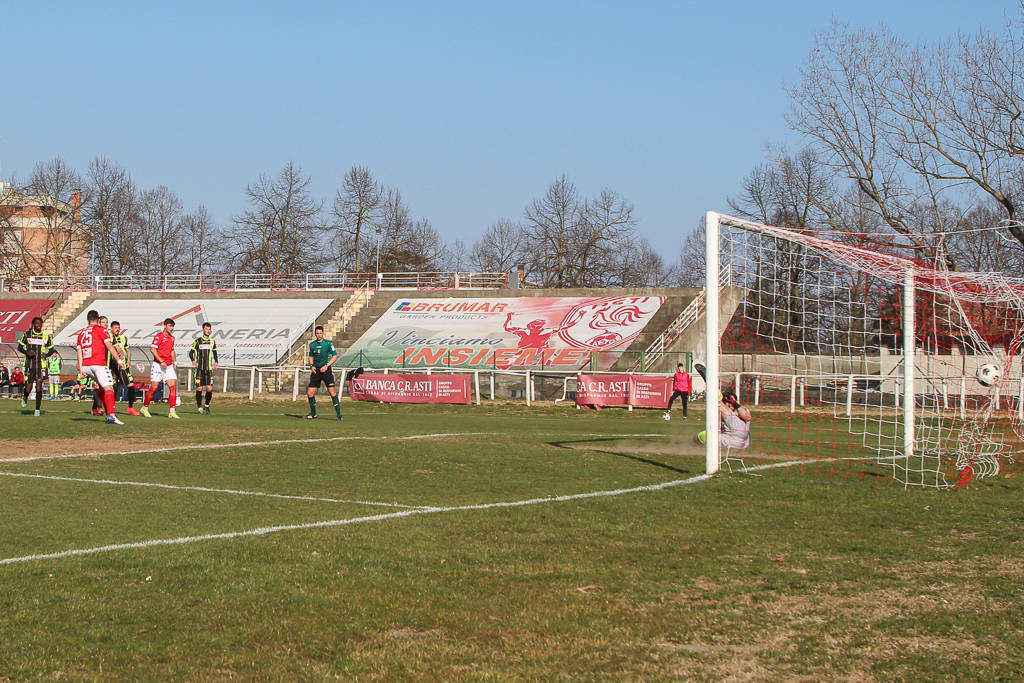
[{"x1": 307, "y1": 367, "x2": 336, "y2": 389}]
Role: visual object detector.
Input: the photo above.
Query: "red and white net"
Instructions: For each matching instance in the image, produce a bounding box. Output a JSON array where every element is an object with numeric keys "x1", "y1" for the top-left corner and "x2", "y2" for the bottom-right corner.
[{"x1": 716, "y1": 215, "x2": 1024, "y2": 488}]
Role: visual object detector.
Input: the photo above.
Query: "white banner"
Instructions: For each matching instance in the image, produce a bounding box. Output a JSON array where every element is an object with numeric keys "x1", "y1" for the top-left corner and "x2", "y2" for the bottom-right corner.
[{"x1": 54, "y1": 298, "x2": 333, "y2": 366}]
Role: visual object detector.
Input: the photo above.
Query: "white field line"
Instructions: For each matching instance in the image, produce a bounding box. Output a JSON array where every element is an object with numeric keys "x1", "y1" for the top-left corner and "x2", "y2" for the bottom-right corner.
[
  {"x1": 1, "y1": 433, "x2": 493, "y2": 464},
  {"x1": 0, "y1": 474, "x2": 714, "y2": 566},
  {"x1": 0, "y1": 472, "x2": 432, "y2": 510}
]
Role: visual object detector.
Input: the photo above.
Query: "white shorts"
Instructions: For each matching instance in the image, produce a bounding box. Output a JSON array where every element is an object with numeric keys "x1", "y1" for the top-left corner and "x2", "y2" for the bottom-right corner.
[
  {"x1": 82, "y1": 365, "x2": 114, "y2": 388},
  {"x1": 150, "y1": 363, "x2": 178, "y2": 384}
]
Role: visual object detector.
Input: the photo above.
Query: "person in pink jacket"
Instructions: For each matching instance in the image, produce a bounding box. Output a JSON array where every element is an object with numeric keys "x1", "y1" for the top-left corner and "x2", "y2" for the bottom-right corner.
[{"x1": 663, "y1": 362, "x2": 691, "y2": 420}]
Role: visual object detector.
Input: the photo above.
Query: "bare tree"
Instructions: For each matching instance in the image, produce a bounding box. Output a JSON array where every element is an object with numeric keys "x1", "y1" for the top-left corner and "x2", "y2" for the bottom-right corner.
[
  {"x1": 180, "y1": 205, "x2": 226, "y2": 273},
  {"x1": 331, "y1": 165, "x2": 382, "y2": 271},
  {"x1": 667, "y1": 222, "x2": 706, "y2": 288},
  {"x1": 19, "y1": 158, "x2": 88, "y2": 280},
  {"x1": 523, "y1": 175, "x2": 579, "y2": 287},
  {"x1": 727, "y1": 148, "x2": 833, "y2": 230},
  {"x1": 569, "y1": 188, "x2": 637, "y2": 286},
  {"x1": 521, "y1": 176, "x2": 651, "y2": 287},
  {"x1": 84, "y1": 156, "x2": 138, "y2": 275},
  {"x1": 229, "y1": 162, "x2": 324, "y2": 273},
  {"x1": 787, "y1": 17, "x2": 1024, "y2": 265},
  {"x1": 388, "y1": 219, "x2": 445, "y2": 271},
  {"x1": 135, "y1": 186, "x2": 186, "y2": 275},
  {"x1": 612, "y1": 237, "x2": 667, "y2": 287},
  {"x1": 470, "y1": 218, "x2": 527, "y2": 273},
  {"x1": 0, "y1": 178, "x2": 23, "y2": 283},
  {"x1": 442, "y1": 238, "x2": 468, "y2": 271}
]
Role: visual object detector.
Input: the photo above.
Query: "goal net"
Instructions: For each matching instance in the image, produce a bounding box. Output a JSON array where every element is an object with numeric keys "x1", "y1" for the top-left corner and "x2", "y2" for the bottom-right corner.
[{"x1": 704, "y1": 212, "x2": 1024, "y2": 488}]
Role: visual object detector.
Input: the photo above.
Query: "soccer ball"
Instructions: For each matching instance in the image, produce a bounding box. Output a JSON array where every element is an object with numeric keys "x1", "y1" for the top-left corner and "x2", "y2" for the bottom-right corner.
[
  {"x1": 662, "y1": 412, "x2": 671, "y2": 421},
  {"x1": 977, "y1": 363, "x2": 1001, "y2": 387}
]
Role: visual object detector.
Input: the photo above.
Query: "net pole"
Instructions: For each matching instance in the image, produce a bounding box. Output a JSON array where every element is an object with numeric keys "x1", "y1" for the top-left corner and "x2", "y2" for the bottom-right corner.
[
  {"x1": 705, "y1": 211, "x2": 721, "y2": 475},
  {"x1": 903, "y1": 268, "x2": 915, "y2": 458}
]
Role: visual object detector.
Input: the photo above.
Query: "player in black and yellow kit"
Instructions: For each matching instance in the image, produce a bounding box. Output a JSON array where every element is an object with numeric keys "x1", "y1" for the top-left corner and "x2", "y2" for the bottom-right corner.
[
  {"x1": 306, "y1": 325, "x2": 342, "y2": 420},
  {"x1": 17, "y1": 316, "x2": 57, "y2": 416},
  {"x1": 189, "y1": 322, "x2": 219, "y2": 414},
  {"x1": 109, "y1": 321, "x2": 140, "y2": 415}
]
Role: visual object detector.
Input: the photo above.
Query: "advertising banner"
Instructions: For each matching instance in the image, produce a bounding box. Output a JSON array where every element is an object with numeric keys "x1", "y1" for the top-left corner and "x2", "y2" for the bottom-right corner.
[
  {"x1": 349, "y1": 373, "x2": 472, "y2": 404},
  {"x1": 576, "y1": 373, "x2": 630, "y2": 406},
  {"x1": 0, "y1": 300, "x2": 56, "y2": 343},
  {"x1": 348, "y1": 296, "x2": 664, "y2": 369},
  {"x1": 53, "y1": 298, "x2": 333, "y2": 366},
  {"x1": 576, "y1": 373, "x2": 672, "y2": 408},
  {"x1": 628, "y1": 375, "x2": 673, "y2": 408}
]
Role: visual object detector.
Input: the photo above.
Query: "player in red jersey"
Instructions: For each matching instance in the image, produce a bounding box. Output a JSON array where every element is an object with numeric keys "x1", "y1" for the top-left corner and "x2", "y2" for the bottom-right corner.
[
  {"x1": 141, "y1": 318, "x2": 179, "y2": 419},
  {"x1": 76, "y1": 309, "x2": 125, "y2": 425}
]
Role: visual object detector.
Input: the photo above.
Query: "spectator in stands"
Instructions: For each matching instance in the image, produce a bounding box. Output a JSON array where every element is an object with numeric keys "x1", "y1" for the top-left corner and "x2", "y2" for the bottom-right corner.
[
  {"x1": 0, "y1": 363, "x2": 10, "y2": 396},
  {"x1": 10, "y1": 367, "x2": 25, "y2": 398}
]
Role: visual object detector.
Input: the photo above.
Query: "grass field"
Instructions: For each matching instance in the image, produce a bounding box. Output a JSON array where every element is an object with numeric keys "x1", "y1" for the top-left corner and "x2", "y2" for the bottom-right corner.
[{"x1": 0, "y1": 396, "x2": 1022, "y2": 679}]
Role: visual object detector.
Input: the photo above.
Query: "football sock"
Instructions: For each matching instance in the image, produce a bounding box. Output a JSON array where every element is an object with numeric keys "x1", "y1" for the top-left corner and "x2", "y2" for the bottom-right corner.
[
  {"x1": 144, "y1": 386, "x2": 155, "y2": 407},
  {"x1": 205, "y1": 390, "x2": 212, "y2": 408},
  {"x1": 196, "y1": 390, "x2": 203, "y2": 409},
  {"x1": 92, "y1": 391, "x2": 102, "y2": 410},
  {"x1": 127, "y1": 386, "x2": 137, "y2": 408},
  {"x1": 332, "y1": 395, "x2": 341, "y2": 417},
  {"x1": 102, "y1": 386, "x2": 116, "y2": 415},
  {"x1": 168, "y1": 385, "x2": 177, "y2": 408},
  {"x1": 35, "y1": 384, "x2": 42, "y2": 411},
  {"x1": 308, "y1": 396, "x2": 316, "y2": 417}
]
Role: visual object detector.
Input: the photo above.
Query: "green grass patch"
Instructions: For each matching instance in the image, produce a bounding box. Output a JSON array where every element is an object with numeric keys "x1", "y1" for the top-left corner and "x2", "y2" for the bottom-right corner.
[{"x1": 0, "y1": 397, "x2": 1021, "y2": 679}]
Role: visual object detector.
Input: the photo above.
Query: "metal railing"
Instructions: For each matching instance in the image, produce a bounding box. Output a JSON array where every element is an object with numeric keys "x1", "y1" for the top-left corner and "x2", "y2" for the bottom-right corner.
[
  {"x1": 26, "y1": 271, "x2": 509, "y2": 292},
  {"x1": 280, "y1": 283, "x2": 374, "y2": 367},
  {"x1": 628, "y1": 267, "x2": 732, "y2": 372}
]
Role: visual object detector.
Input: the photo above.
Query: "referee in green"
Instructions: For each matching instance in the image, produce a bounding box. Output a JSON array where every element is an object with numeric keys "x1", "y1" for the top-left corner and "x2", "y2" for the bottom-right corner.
[{"x1": 306, "y1": 325, "x2": 342, "y2": 420}]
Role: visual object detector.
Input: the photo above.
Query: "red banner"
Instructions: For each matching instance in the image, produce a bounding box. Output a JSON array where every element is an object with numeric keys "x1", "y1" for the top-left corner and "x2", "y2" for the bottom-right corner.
[
  {"x1": 576, "y1": 374, "x2": 671, "y2": 409},
  {"x1": 349, "y1": 373, "x2": 472, "y2": 404},
  {"x1": 628, "y1": 375, "x2": 673, "y2": 408},
  {"x1": 0, "y1": 300, "x2": 56, "y2": 343}
]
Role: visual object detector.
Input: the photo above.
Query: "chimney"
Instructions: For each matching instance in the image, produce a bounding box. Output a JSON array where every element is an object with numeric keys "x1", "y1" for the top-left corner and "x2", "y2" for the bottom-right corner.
[{"x1": 71, "y1": 189, "x2": 82, "y2": 222}]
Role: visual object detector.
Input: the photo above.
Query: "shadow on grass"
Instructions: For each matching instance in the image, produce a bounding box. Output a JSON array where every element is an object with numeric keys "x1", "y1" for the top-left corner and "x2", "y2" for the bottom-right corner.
[{"x1": 548, "y1": 438, "x2": 692, "y2": 475}]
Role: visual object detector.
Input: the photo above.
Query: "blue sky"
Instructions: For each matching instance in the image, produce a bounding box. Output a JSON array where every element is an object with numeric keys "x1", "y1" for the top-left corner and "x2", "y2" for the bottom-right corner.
[{"x1": 0, "y1": 1, "x2": 1016, "y2": 264}]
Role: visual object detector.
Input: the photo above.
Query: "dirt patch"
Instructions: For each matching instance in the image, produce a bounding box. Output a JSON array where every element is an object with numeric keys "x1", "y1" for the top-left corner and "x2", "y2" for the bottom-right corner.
[
  {"x1": 559, "y1": 438, "x2": 706, "y2": 458},
  {"x1": 0, "y1": 437, "x2": 179, "y2": 460}
]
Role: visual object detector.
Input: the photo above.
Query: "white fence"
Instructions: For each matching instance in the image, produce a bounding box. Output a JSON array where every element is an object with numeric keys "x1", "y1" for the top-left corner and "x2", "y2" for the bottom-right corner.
[{"x1": 24, "y1": 271, "x2": 509, "y2": 292}]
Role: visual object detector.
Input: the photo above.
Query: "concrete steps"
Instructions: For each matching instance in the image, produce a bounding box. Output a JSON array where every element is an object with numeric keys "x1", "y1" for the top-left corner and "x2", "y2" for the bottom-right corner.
[
  {"x1": 46, "y1": 291, "x2": 92, "y2": 337},
  {"x1": 609, "y1": 294, "x2": 695, "y2": 373},
  {"x1": 266, "y1": 288, "x2": 376, "y2": 390}
]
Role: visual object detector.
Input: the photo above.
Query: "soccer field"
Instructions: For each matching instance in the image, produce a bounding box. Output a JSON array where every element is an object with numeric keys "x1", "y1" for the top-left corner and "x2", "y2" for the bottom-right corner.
[{"x1": 0, "y1": 398, "x2": 1021, "y2": 679}]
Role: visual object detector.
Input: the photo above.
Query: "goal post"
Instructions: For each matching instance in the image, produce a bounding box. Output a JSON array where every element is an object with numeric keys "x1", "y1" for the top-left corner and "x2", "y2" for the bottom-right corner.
[
  {"x1": 703, "y1": 211, "x2": 1024, "y2": 488},
  {"x1": 704, "y1": 211, "x2": 721, "y2": 475}
]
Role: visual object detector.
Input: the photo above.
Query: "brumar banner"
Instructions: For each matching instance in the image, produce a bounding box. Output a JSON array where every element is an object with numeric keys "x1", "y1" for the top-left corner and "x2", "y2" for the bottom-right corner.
[
  {"x1": 349, "y1": 373, "x2": 472, "y2": 404},
  {"x1": 348, "y1": 296, "x2": 665, "y2": 369},
  {"x1": 576, "y1": 373, "x2": 672, "y2": 408}
]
